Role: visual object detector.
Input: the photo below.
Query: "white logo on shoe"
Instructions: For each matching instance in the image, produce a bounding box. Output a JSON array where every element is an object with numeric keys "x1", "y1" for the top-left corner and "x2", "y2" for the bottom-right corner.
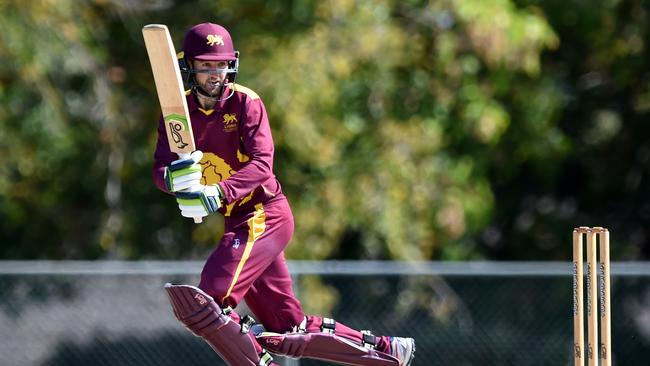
[{"x1": 233, "y1": 239, "x2": 241, "y2": 249}]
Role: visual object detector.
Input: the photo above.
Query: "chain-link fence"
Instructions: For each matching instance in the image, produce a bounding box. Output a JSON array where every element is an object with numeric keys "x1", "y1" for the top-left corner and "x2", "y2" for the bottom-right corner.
[{"x1": 0, "y1": 261, "x2": 648, "y2": 366}]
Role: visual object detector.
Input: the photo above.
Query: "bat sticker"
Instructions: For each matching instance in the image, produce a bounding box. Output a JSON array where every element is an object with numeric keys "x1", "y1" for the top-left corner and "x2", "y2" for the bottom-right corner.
[{"x1": 165, "y1": 113, "x2": 190, "y2": 149}]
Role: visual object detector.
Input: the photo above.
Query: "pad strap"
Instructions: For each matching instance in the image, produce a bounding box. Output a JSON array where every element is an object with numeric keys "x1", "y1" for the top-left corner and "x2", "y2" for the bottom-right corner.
[
  {"x1": 361, "y1": 330, "x2": 377, "y2": 349},
  {"x1": 321, "y1": 317, "x2": 336, "y2": 334},
  {"x1": 241, "y1": 315, "x2": 256, "y2": 334}
]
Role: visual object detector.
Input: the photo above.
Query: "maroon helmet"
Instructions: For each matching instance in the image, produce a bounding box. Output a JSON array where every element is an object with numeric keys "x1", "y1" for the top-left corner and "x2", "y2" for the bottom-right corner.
[
  {"x1": 183, "y1": 23, "x2": 237, "y2": 61},
  {"x1": 180, "y1": 23, "x2": 239, "y2": 101}
]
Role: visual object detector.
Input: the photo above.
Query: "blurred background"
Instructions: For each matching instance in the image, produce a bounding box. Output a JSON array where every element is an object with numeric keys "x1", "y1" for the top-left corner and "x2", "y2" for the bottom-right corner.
[
  {"x1": 1, "y1": 0, "x2": 649, "y2": 365},
  {"x1": 2, "y1": 0, "x2": 650, "y2": 261}
]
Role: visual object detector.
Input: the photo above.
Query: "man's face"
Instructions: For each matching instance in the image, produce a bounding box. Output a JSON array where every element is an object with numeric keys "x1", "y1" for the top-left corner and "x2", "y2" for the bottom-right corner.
[{"x1": 192, "y1": 60, "x2": 229, "y2": 96}]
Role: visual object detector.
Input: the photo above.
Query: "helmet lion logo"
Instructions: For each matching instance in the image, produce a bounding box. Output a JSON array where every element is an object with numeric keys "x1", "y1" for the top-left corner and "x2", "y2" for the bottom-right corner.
[{"x1": 206, "y1": 34, "x2": 225, "y2": 46}]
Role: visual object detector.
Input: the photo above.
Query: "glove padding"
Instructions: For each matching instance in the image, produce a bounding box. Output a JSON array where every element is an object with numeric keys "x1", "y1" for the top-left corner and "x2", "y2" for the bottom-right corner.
[
  {"x1": 165, "y1": 151, "x2": 203, "y2": 192},
  {"x1": 175, "y1": 185, "x2": 224, "y2": 219}
]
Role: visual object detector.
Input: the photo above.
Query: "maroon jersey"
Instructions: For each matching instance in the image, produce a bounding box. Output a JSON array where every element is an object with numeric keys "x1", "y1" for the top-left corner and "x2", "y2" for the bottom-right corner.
[{"x1": 152, "y1": 84, "x2": 282, "y2": 216}]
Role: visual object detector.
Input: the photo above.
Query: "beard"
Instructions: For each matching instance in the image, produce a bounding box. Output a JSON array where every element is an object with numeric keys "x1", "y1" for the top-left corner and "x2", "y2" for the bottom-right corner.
[{"x1": 199, "y1": 79, "x2": 223, "y2": 97}]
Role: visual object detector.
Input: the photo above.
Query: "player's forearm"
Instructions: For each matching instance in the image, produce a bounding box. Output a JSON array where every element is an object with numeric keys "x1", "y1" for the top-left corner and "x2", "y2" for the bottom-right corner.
[{"x1": 152, "y1": 165, "x2": 173, "y2": 194}]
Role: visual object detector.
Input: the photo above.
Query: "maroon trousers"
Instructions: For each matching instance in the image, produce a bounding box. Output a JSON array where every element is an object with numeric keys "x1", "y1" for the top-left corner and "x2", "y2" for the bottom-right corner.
[{"x1": 198, "y1": 195, "x2": 391, "y2": 353}]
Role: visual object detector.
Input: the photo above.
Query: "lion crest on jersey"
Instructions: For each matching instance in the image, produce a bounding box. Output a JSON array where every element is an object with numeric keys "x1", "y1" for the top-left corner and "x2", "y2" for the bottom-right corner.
[
  {"x1": 223, "y1": 113, "x2": 238, "y2": 132},
  {"x1": 200, "y1": 152, "x2": 253, "y2": 215}
]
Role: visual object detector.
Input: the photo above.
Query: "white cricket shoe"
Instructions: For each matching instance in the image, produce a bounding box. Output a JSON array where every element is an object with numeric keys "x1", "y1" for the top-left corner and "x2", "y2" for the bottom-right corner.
[{"x1": 390, "y1": 337, "x2": 415, "y2": 366}]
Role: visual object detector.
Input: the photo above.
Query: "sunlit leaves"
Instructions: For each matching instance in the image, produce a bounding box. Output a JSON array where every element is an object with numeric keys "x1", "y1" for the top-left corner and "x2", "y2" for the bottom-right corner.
[
  {"x1": 452, "y1": 0, "x2": 559, "y2": 75},
  {"x1": 250, "y1": 0, "x2": 558, "y2": 260}
]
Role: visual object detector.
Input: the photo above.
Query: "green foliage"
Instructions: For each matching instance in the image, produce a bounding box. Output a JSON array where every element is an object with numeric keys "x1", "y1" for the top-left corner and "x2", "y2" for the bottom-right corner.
[
  {"x1": 0, "y1": 0, "x2": 648, "y2": 260},
  {"x1": 257, "y1": 0, "x2": 558, "y2": 259}
]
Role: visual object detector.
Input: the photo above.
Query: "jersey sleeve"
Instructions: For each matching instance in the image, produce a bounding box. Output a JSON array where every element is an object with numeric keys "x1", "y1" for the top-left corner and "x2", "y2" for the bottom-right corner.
[
  {"x1": 151, "y1": 114, "x2": 176, "y2": 194},
  {"x1": 218, "y1": 97, "x2": 275, "y2": 203}
]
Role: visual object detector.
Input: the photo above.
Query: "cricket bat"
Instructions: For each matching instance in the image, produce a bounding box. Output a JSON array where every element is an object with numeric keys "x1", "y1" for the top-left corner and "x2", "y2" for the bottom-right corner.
[{"x1": 142, "y1": 24, "x2": 202, "y2": 223}]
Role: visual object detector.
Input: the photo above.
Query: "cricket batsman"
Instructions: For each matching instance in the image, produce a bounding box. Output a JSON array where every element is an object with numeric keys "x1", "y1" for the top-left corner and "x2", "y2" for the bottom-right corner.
[{"x1": 152, "y1": 22, "x2": 416, "y2": 366}]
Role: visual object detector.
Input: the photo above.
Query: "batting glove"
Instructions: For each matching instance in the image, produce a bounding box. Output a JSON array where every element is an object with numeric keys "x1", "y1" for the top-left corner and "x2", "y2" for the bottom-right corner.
[
  {"x1": 175, "y1": 185, "x2": 225, "y2": 219},
  {"x1": 164, "y1": 151, "x2": 203, "y2": 192}
]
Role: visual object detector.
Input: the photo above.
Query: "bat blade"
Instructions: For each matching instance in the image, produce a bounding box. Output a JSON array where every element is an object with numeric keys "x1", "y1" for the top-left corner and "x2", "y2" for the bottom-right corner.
[
  {"x1": 143, "y1": 24, "x2": 202, "y2": 224},
  {"x1": 142, "y1": 24, "x2": 195, "y2": 157}
]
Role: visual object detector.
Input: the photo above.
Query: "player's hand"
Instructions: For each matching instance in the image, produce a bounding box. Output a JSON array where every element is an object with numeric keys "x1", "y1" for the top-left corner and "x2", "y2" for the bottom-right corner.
[
  {"x1": 164, "y1": 150, "x2": 203, "y2": 192},
  {"x1": 175, "y1": 185, "x2": 224, "y2": 219}
]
